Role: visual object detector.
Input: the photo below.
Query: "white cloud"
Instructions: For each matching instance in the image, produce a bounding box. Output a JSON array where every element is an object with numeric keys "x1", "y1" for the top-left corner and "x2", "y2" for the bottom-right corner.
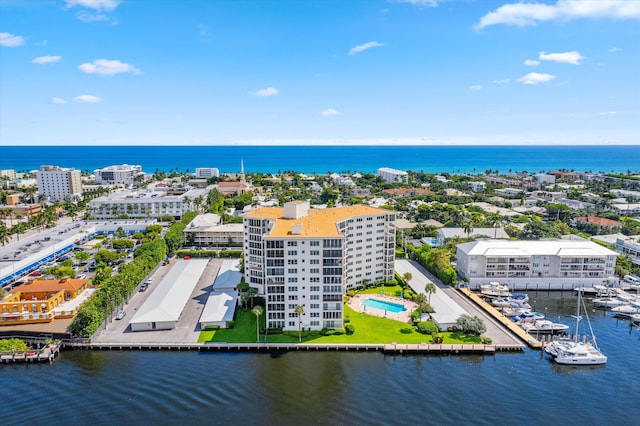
[
  {"x1": 349, "y1": 41, "x2": 384, "y2": 55},
  {"x1": 539, "y1": 50, "x2": 584, "y2": 64},
  {"x1": 609, "y1": 47, "x2": 621, "y2": 53},
  {"x1": 517, "y1": 72, "x2": 555, "y2": 85},
  {"x1": 393, "y1": 0, "x2": 439, "y2": 7},
  {"x1": 493, "y1": 78, "x2": 511, "y2": 84},
  {"x1": 524, "y1": 59, "x2": 540, "y2": 66},
  {"x1": 0, "y1": 32, "x2": 25, "y2": 47},
  {"x1": 77, "y1": 11, "x2": 111, "y2": 22},
  {"x1": 65, "y1": 0, "x2": 120, "y2": 11},
  {"x1": 78, "y1": 59, "x2": 141, "y2": 75},
  {"x1": 31, "y1": 55, "x2": 62, "y2": 64},
  {"x1": 51, "y1": 97, "x2": 67, "y2": 105},
  {"x1": 320, "y1": 108, "x2": 341, "y2": 117},
  {"x1": 74, "y1": 95, "x2": 102, "y2": 103},
  {"x1": 468, "y1": 85, "x2": 483, "y2": 91},
  {"x1": 476, "y1": 0, "x2": 640, "y2": 29},
  {"x1": 251, "y1": 87, "x2": 279, "y2": 97}
]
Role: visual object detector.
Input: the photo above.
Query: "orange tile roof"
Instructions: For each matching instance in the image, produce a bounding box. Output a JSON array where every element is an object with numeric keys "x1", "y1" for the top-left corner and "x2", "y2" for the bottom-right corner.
[
  {"x1": 576, "y1": 216, "x2": 623, "y2": 227},
  {"x1": 10, "y1": 279, "x2": 88, "y2": 295},
  {"x1": 245, "y1": 205, "x2": 390, "y2": 238}
]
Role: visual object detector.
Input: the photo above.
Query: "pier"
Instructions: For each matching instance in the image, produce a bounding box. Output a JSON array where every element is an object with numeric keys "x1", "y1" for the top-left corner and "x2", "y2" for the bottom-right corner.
[
  {"x1": 458, "y1": 288, "x2": 544, "y2": 349},
  {"x1": 1, "y1": 338, "x2": 62, "y2": 363}
]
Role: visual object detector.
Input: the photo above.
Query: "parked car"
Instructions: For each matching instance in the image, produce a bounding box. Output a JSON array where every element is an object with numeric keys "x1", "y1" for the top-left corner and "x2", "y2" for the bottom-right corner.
[
  {"x1": 115, "y1": 311, "x2": 126, "y2": 320},
  {"x1": 145, "y1": 278, "x2": 153, "y2": 284},
  {"x1": 77, "y1": 274, "x2": 87, "y2": 279},
  {"x1": 139, "y1": 283, "x2": 148, "y2": 292}
]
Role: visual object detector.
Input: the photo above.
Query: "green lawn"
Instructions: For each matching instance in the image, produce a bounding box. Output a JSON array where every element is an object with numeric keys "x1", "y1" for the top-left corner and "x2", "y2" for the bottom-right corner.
[
  {"x1": 359, "y1": 285, "x2": 405, "y2": 298},
  {"x1": 198, "y1": 304, "x2": 482, "y2": 345}
]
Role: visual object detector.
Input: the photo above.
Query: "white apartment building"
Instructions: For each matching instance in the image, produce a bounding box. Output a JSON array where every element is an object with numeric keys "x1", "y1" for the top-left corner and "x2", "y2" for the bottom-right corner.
[
  {"x1": 244, "y1": 201, "x2": 396, "y2": 331},
  {"x1": 195, "y1": 168, "x2": 220, "y2": 179},
  {"x1": 88, "y1": 187, "x2": 211, "y2": 220},
  {"x1": 616, "y1": 237, "x2": 640, "y2": 267},
  {"x1": 457, "y1": 239, "x2": 618, "y2": 290},
  {"x1": 184, "y1": 213, "x2": 243, "y2": 247},
  {"x1": 0, "y1": 170, "x2": 17, "y2": 180},
  {"x1": 94, "y1": 164, "x2": 142, "y2": 185},
  {"x1": 377, "y1": 167, "x2": 408, "y2": 184},
  {"x1": 36, "y1": 165, "x2": 82, "y2": 202}
]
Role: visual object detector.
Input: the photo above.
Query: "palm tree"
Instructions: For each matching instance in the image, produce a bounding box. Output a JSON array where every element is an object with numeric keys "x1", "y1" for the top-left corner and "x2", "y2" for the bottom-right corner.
[
  {"x1": 251, "y1": 306, "x2": 263, "y2": 342},
  {"x1": 0, "y1": 222, "x2": 10, "y2": 246},
  {"x1": 425, "y1": 282, "x2": 437, "y2": 304},
  {"x1": 294, "y1": 304, "x2": 305, "y2": 342},
  {"x1": 462, "y1": 220, "x2": 474, "y2": 238},
  {"x1": 403, "y1": 272, "x2": 412, "y2": 285}
]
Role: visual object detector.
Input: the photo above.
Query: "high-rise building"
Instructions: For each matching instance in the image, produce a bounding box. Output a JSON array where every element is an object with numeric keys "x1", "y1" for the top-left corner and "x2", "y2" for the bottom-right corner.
[
  {"x1": 35, "y1": 165, "x2": 82, "y2": 202},
  {"x1": 244, "y1": 201, "x2": 396, "y2": 331},
  {"x1": 377, "y1": 167, "x2": 408, "y2": 184},
  {"x1": 94, "y1": 164, "x2": 143, "y2": 185},
  {"x1": 195, "y1": 168, "x2": 220, "y2": 179}
]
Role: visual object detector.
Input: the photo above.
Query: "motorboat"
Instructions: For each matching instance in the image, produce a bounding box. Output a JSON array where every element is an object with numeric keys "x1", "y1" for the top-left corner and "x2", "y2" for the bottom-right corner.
[
  {"x1": 574, "y1": 285, "x2": 616, "y2": 297},
  {"x1": 491, "y1": 297, "x2": 531, "y2": 310},
  {"x1": 520, "y1": 320, "x2": 569, "y2": 335},
  {"x1": 480, "y1": 282, "x2": 511, "y2": 298},
  {"x1": 611, "y1": 301, "x2": 640, "y2": 316},
  {"x1": 593, "y1": 291, "x2": 637, "y2": 309},
  {"x1": 511, "y1": 311, "x2": 545, "y2": 323},
  {"x1": 544, "y1": 290, "x2": 607, "y2": 365},
  {"x1": 502, "y1": 306, "x2": 531, "y2": 317},
  {"x1": 631, "y1": 314, "x2": 640, "y2": 326}
]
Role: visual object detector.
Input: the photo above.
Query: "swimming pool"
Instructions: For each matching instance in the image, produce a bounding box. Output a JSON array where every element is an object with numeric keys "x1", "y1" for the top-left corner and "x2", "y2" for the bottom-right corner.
[{"x1": 361, "y1": 298, "x2": 407, "y2": 313}]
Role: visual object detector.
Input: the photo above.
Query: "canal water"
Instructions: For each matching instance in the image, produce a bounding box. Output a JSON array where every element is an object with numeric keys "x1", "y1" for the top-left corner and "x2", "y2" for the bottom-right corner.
[{"x1": 2, "y1": 292, "x2": 639, "y2": 425}]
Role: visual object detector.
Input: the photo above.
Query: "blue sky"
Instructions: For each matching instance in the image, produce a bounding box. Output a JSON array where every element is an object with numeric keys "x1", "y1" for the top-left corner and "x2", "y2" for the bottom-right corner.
[{"x1": 1, "y1": 0, "x2": 639, "y2": 146}]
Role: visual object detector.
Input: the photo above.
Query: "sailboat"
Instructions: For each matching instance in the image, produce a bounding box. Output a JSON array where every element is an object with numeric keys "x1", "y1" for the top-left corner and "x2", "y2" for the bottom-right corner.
[{"x1": 544, "y1": 290, "x2": 607, "y2": 365}]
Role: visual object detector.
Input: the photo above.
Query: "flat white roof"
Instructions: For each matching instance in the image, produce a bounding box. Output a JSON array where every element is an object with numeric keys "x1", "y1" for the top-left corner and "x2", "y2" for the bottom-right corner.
[
  {"x1": 200, "y1": 290, "x2": 238, "y2": 325},
  {"x1": 212, "y1": 259, "x2": 242, "y2": 290},
  {"x1": 457, "y1": 239, "x2": 618, "y2": 257},
  {"x1": 130, "y1": 258, "x2": 209, "y2": 324}
]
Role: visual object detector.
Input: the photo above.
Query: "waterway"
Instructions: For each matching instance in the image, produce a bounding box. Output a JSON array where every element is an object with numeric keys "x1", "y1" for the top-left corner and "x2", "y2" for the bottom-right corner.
[{"x1": 2, "y1": 291, "x2": 639, "y2": 425}]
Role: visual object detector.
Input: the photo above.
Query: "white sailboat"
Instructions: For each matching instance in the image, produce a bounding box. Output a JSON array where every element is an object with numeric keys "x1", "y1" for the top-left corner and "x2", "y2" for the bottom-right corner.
[{"x1": 544, "y1": 291, "x2": 607, "y2": 365}]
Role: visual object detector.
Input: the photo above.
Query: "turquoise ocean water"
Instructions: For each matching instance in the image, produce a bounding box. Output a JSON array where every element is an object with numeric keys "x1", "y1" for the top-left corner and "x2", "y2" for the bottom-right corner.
[{"x1": 1, "y1": 145, "x2": 638, "y2": 174}]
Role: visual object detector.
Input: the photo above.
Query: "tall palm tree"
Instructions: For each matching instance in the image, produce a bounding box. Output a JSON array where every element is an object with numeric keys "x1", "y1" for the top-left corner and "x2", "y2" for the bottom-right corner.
[
  {"x1": 425, "y1": 282, "x2": 437, "y2": 304},
  {"x1": 251, "y1": 306, "x2": 263, "y2": 343},
  {"x1": 0, "y1": 222, "x2": 10, "y2": 246},
  {"x1": 294, "y1": 304, "x2": 305, "y2": 342},
  {"x1": 462, "y1": 220, "x2": 474, "y2": 239}
]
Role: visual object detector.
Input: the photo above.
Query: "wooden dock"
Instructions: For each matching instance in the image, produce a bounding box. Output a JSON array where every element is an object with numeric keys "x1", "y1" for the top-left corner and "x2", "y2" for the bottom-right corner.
[
  {"x1": 458, "y1": 288, "x2": 543, "y2": 349},
  {"x1": 1, "y1": 341, "x2": 61, "y2": 363}
]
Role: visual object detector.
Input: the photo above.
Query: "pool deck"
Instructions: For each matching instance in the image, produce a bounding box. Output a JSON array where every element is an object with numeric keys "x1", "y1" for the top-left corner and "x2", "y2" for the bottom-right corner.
[{"x1": 347, "y1": 294, "x2": 418, "y2": 323}]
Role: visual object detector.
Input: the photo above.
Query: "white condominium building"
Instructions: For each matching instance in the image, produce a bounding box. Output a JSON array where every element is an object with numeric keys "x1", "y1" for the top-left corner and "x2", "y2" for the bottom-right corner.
[
  {"x1": 195, "y1": 168, "x2": 220, "y2": 178},
  {"x1": 457, "y1": 239, "x2": 618, "y2": 290},
  {"x1": 184, "y1": 213, "x2": 243, "y2": 247},
  {"x1": 377, "y1": 167, "x2": 408, "y2": 184},
  {"x1": 88, "y1": 187, "x2": 211, "y2": 220},
  {"x1": 36, "y1": 165, "x2": 82, "y2": 202},
  {"x1": 616, "y1": 237, "x2": 640, "y2": 267},
  {"x1": 244, "y1": 201, "x2": 396, "y2": 331},
  {"x1": 94, "y1": 164, "x2": 143, "y2": 185}
]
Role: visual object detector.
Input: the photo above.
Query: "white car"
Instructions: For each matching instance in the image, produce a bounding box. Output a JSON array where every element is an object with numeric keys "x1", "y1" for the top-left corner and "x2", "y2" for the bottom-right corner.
[
  {"x1": 115, "y1": 311, "x2": 126, "y2": 320},
  {"x1": 77, "y1": 274, "x2": 87, "y2": 279},
  {"x1": 145, "y1": 278, "x2": 153, "y2": 284}
]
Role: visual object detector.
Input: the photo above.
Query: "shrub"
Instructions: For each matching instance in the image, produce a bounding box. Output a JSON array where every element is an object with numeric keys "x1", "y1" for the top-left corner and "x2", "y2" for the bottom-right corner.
[
  {"x1": 433, "y1": 334, "x2": 444, "y2": 344},
  {"x1": 204, "y1": 325, "x2": 220, "y2": 331},
  {"x1": 333, "y1": 329, "x2": 345, "y2": 335},
  {"x1": 345, "y1": 324, "x2": 355, "y2": 335},
  {"x1": 310, "y1": 330, "x2": 320, "y2": 337},
  {"x1": 346, "y1": 289, "x2": 356, "y2": 297},
  {"x1": 400, "y1": 327, "x2": 413, "y2": 334},
  {"x1": 267, "y1": 327, "x2": 283, "y2": 334},
  {"x1": 481, "y1": 337, "x2": 492, "y2": 344},
  {"x1": 384, "y1": 279, "x2": 398, "y2": 287},
  {"x1": 226, "y1": 320, "x2": 235, "y2": 329},
  {"x1": 416, "y1": 321, "x2": 439, "y2": 335}
]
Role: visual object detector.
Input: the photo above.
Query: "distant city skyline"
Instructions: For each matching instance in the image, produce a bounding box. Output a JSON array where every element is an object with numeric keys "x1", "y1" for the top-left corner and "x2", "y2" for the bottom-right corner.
[{"x1": 1, "y1": 0, "x2": 639, "y2": 146}]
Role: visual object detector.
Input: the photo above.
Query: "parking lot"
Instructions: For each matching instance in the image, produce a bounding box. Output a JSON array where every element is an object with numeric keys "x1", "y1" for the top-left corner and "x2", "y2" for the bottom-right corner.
[{"x1": 94, "y1": 258, "x2": 224, "y2": 344}]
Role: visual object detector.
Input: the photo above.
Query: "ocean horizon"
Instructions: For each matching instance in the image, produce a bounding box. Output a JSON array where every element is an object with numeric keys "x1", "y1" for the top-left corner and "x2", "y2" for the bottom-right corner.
[{"x1": 1, "y1": 145, "x2": 638, "y2": 175}]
